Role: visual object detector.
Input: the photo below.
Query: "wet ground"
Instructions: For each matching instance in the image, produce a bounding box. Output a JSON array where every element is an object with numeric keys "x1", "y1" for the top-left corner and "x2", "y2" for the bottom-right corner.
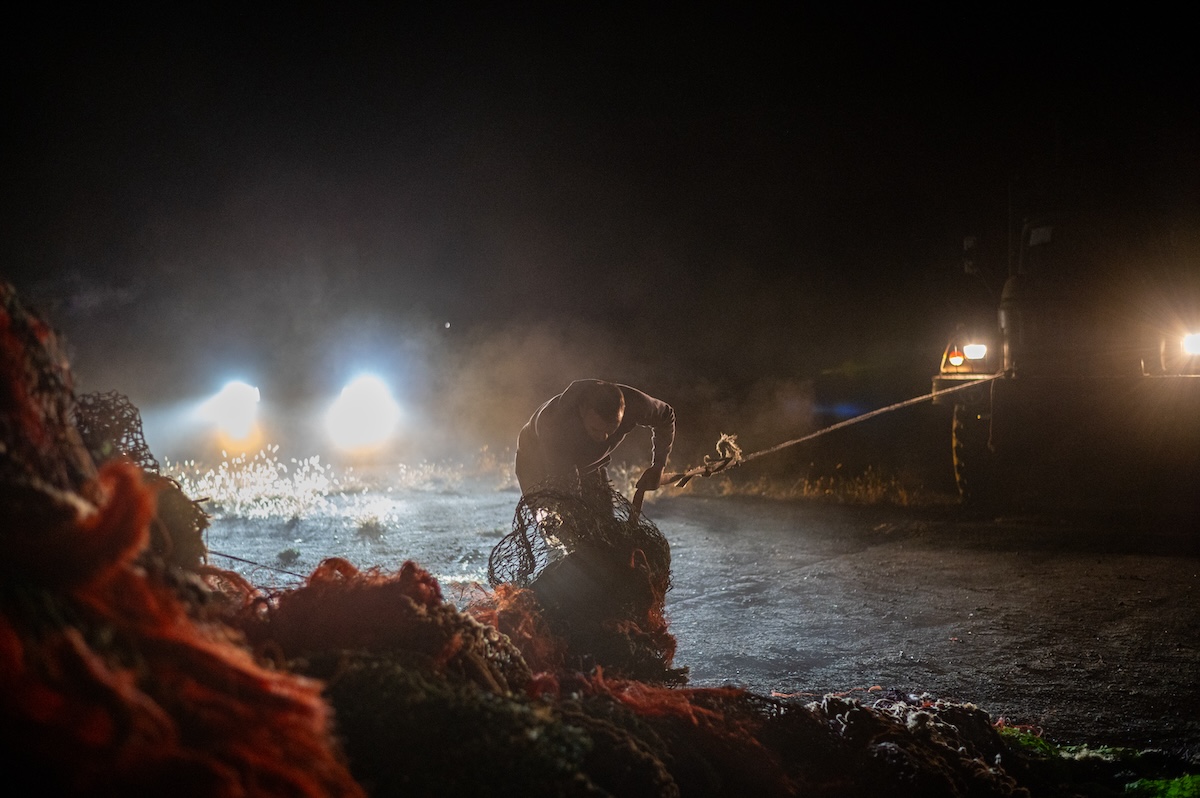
[
  {"x1": 207, "y1": 487, "x2": 1200, "y2": 755},
  {"x1": 658, "y1": 496, "x2": 1200, "y2": 754}
]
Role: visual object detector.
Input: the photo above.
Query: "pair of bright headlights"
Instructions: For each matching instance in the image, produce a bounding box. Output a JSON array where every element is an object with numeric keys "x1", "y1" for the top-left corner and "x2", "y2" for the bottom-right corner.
[
  {"x1": 942, "y1": 332, "x2": 1200, "y2": 372},
  {"x1": 197, "y1": 375, "x2": 402, "y2": 451}
]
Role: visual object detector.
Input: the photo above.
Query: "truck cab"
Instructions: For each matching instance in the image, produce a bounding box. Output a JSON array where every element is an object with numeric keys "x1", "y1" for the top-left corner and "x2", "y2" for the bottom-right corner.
[{"x1": 933, "y1": 215, "x2": 1200, "y2": 512}]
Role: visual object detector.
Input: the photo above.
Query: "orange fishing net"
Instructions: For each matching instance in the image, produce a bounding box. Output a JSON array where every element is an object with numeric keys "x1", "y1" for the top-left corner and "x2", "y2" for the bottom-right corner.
[
  {"x1": 1, "y1": 282, "x2": 363, "y2": 795},
  {"x1": 229, "y1": 557, "x2": 532, "y2": 696}
]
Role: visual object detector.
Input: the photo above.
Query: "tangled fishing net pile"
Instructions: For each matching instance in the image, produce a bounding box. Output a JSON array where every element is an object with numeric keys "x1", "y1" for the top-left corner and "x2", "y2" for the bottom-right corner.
[
  {"x1": 3, "y1": 281, "x2": 1192, "y2": 796},
  {"x1": 0, "y1": 283, "x2": 363, "y2": 795},
  {"x1": 483, "y1": 478, "x2": 683, "y2": 684}
]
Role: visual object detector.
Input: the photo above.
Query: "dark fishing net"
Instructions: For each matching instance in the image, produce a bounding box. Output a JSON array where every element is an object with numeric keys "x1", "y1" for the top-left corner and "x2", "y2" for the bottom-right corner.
[
  {"x1": 488, "y1": 476, "x2": 671, "y2": 592},
  {"x1": 73, "y1": 389, "x2": 209, "y2": 569},
  {"x1": 307, "y1": 652, "x2": 1034, "y2": 798},
  {"x1": 73, "y1": 389, "x2": 160, "y2": 473},
  {"x1": 305, "y1": 651, "x2": 601, "y2": 797},
  {"x1": 0, "y1": 282, "x2": 96, "y2": 497},
  {"x1": 483, "y1": 476, "x2": 681, "y2": 682}
]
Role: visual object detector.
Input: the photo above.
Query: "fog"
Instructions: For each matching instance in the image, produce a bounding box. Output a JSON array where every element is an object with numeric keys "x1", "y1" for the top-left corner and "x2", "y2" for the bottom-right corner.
[
  {"x1": 90, "y1": 303, "x2": 832, "y2": 476},
  {"x1": 6, "y1": 9, "x2": 1197, "y2": 483}
]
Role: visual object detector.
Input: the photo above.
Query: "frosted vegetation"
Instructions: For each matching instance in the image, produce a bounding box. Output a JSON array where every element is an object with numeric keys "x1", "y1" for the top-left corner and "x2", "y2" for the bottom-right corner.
[
  {"x1": 164, "y1": 444, "x2": 518, "y2": 522},
  {"x1": 163, "y1": 442, "x2": 931, "y2": 527}
]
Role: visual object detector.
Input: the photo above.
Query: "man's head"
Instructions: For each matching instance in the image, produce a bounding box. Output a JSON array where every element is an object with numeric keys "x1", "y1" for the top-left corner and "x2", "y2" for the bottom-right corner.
[{"x1": 578, "y1": 381, "x2": 624, "y2": 442}]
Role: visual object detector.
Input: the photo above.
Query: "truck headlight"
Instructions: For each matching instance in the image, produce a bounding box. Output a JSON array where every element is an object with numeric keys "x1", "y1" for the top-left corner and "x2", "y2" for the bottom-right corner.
[
  {"x1": 941, "y1": 340, "x2": 990, "y2": 374},
  {"x1": 325, "y1": 374, "x2": 401, "y2": 451},
  {"x1": 198, "y1": 380, "x2": 260, "y2": 441},
  {"x1": 1183, "y1": 332, "x2": 1200, "y2": 357}
]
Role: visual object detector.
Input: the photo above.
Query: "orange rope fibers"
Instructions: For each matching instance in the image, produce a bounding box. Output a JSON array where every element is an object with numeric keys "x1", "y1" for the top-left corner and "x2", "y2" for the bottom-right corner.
[
  {"x1": 232, "y1": 557, "x2": 533, "y2": 696},
  {"x1": 465, "y1": 582, "x2": 568, "y2": 677},
  {"x1": 580, "y1": 668, "x2": 796, "y2": 797},
  {"x1": 0, "y1": 462, "x2": 364, "y2": 796}
]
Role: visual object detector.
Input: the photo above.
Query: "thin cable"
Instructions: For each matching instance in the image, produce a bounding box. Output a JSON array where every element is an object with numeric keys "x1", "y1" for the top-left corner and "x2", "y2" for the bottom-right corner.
[{"x1": 207, "y1": 549, "x2": 308, "y2": 580}]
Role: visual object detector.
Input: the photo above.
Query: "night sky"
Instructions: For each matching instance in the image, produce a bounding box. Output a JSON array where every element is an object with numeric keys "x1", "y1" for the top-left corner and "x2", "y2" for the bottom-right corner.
[{"x1": 4, "y1": 8, "x2": 1197, "y2": 464}]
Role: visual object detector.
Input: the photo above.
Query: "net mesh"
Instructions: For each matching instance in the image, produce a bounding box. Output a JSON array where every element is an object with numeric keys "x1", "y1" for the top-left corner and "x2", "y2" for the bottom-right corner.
[
  {"x1": 73, "y1": 389, "x2": 209, "y2": 570},
  {"x1": 228, "y1": 557, "x2": 534, "y2": 697},
  {"x1": 0, "y1": 282, "x2": 96, "y2": 495},
  {"x1": 483, "y1": 476, "x2": 680, "y2": 682},
  {"x1": 73, "y1": 390, "x2": 160, "y2": 473},
  {"x1": 0, "y1": 281, "x2": 364, "y2": 795},
  {"x1": 488, "y1": 476, "x2": 671, "y2": 591}
]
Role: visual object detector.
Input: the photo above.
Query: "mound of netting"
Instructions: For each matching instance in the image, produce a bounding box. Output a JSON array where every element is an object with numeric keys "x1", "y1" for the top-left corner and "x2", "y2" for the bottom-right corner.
[
  {"x1": 272, "y1": 646, "x2": 1036, "y2": 797},
  {"x1": 83, "y1": 547, "x2": 1184, "y2": 798},
  {"x1": 0, "y1": 283, "x2": 97, "y2": 502},
  {"x1": 219, "y1": 553, "x2": 1032, "y2": 796},
  {"x1": 74, "y1": 389, "x2": 210, "y2": 570},
  {"x1": 223, "y1": 557, "x2": 534, "y2": 697},
  {"x1": 484, "y1": 478, "x2": 683, "y2": 683},
  {"x1": 0, "y1": 282, "x2": 363, "y2": 794}
]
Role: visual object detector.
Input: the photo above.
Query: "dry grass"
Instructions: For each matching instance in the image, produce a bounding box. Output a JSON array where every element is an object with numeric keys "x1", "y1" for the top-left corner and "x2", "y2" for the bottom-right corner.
[
  {"x1": 681, "y1": 465, "x2": 957, "y2": 509},
  {"x1": 164, "y1": 446, "x2": 338, "y2": 519}
]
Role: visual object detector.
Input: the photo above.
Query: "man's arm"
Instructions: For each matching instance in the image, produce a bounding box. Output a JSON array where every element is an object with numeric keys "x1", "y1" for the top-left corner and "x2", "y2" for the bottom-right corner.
[{"x1": 619, "y1": 384, "x2": 675, "y2": 490}]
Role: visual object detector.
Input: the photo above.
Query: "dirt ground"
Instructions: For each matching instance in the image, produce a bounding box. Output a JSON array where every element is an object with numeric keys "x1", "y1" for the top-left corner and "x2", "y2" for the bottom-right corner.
[{"x1": 653, "y1": 496, "x2": 1200, "y2": 756}]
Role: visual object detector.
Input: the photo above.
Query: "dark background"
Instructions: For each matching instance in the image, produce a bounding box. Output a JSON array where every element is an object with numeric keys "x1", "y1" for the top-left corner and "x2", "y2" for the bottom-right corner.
[{"x1": 4, "y1": 7, "x2": 1197, "y2": 479}]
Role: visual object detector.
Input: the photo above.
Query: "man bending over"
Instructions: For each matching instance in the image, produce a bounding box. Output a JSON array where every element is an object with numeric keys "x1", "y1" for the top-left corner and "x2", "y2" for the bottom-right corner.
[{"x1": 515, "y1": 380, "x2": 675, "y2": 497}]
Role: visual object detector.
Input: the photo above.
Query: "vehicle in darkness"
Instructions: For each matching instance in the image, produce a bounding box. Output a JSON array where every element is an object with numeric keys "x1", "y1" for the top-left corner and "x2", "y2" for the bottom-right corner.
[{"x1": 933, "y1": 211, "x2": 1200, "y2": 512}]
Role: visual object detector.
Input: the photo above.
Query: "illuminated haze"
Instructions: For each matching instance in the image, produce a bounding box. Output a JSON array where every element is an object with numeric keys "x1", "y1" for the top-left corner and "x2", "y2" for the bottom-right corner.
[{"x1": 5, "y1": 10, "x2": 1196, "y2": 478}]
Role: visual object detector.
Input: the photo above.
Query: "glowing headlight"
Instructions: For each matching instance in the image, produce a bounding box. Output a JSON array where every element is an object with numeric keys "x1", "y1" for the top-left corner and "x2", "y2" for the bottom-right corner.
[
  {"x1": 326, "y1": 374, "x2": 401, "y2": 450},
  {"x1": 941, "y1": 338, "x2": 989, "y2": 374},
  {"x1": 198, "y1": 380, "x2": 260, "y2": 441},
  {"x1": 1183, "y1": 332, "x2": 1200, "y2": 357}
]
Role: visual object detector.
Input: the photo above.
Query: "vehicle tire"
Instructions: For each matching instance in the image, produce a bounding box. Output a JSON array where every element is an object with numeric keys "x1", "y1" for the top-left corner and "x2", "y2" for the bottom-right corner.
[{"x1": 952, "y1": 403, "x2": 994, "y2": 505}]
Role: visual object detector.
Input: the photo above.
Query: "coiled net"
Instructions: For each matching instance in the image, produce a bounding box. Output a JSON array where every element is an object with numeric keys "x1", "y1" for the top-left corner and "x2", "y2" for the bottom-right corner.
[{"x1": 0, "y1": 283, "x2": 96, "y2": 497}]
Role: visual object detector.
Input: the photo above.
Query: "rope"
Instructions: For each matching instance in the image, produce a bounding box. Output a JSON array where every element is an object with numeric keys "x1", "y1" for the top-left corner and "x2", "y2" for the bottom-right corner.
[{"x1": 663, "y1": 374, "x2": 1002, "y2": 488}]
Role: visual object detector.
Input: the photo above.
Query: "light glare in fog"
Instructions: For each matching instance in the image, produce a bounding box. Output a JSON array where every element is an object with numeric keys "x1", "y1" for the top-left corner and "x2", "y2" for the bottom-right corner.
[
  {"x1": 326, "y1": 374, "x2": 402, "y2": 450},
  {"x1": 197, "y1": 381, "x2": 261, "y2": 441},
  {"x1": 1183, "y1": 332, "x2": 1200, "y2": 356}
]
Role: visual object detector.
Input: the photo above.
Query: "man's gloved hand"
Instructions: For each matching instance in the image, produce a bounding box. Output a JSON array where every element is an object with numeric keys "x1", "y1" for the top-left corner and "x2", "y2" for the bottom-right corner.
[{"x1": 635, "y1": 464, "x2": 665, "y2": 491}]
